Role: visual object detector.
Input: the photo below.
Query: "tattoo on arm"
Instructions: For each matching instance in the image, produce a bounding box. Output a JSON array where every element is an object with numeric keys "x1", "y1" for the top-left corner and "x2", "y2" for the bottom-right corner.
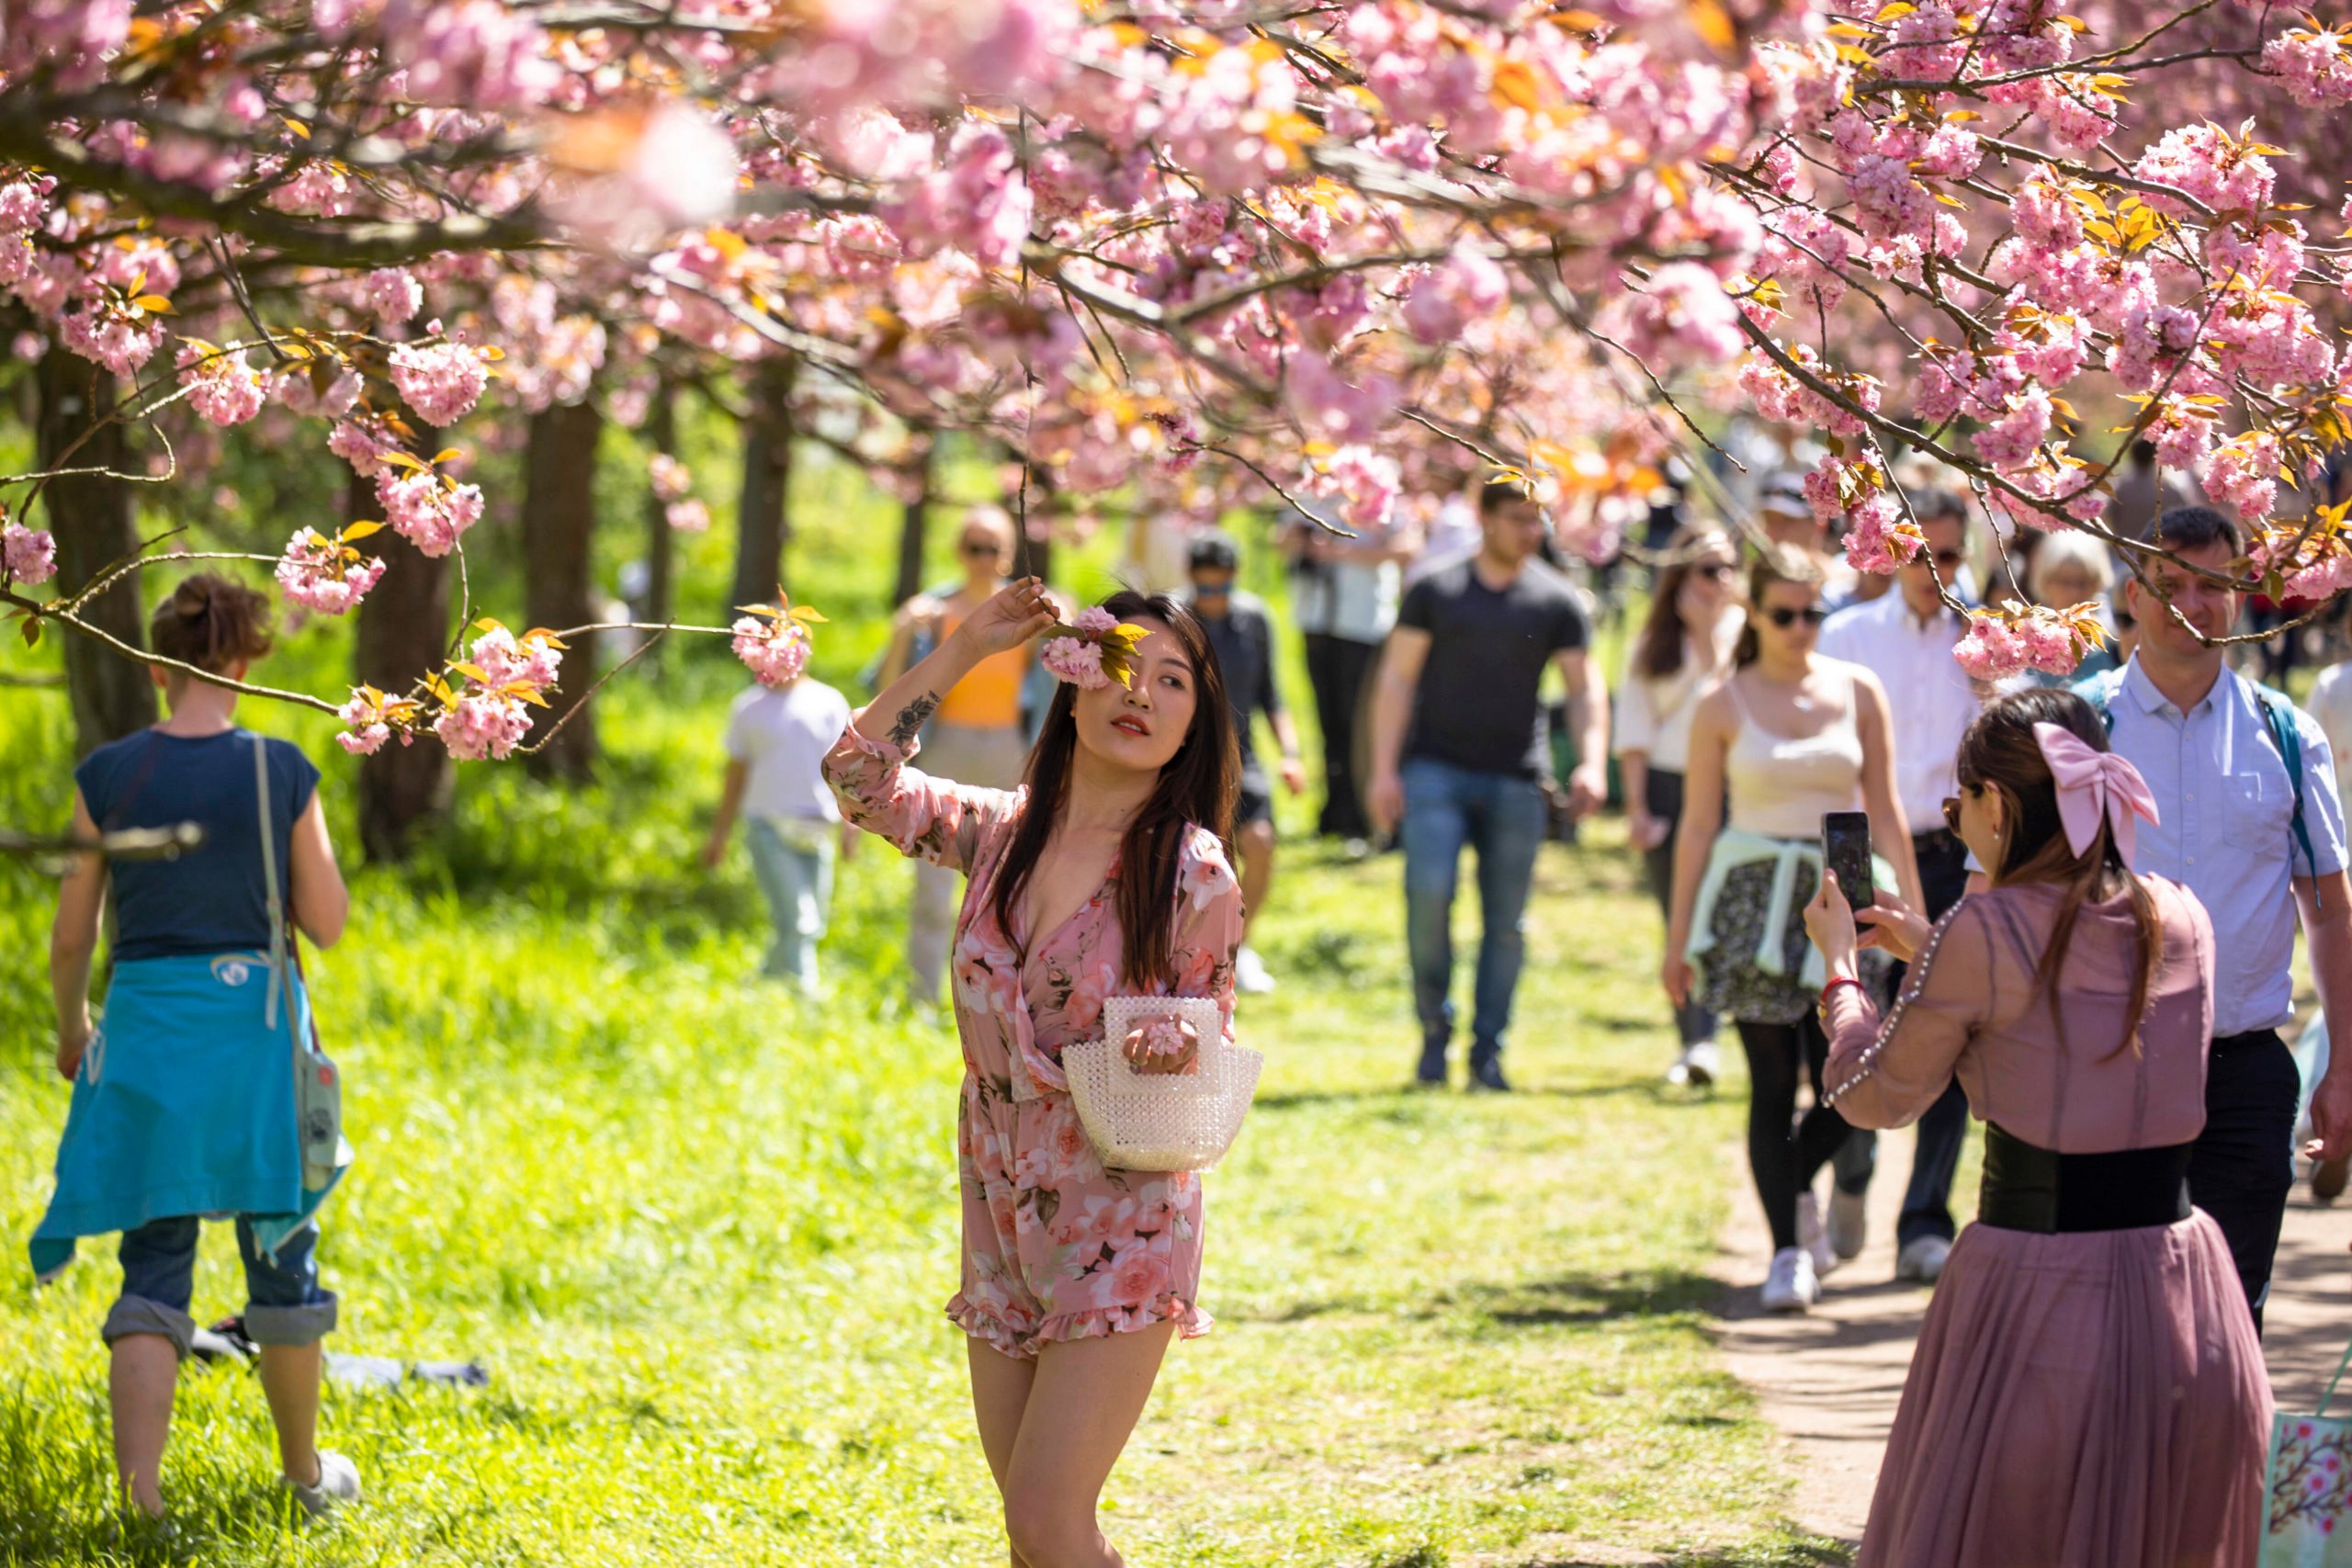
[{"x1": 888, "y1": 692, "x2": 939, "y2": 751}]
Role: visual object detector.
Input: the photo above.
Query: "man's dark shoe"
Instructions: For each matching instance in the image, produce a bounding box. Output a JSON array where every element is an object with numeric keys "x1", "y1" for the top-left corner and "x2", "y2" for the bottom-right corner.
[
  {"x1": 1468, "y1": 1058, "x2": 1512, "y2": 1093},
  {"x1": 1413, "y1": 1044, "x2": 1448, "y2": 1089}
]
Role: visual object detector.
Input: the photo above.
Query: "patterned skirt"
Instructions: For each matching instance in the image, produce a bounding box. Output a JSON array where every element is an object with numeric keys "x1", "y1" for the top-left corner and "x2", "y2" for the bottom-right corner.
[{"x1": 1695, "y1": 855, "x2": 1892, "y2": 1026}]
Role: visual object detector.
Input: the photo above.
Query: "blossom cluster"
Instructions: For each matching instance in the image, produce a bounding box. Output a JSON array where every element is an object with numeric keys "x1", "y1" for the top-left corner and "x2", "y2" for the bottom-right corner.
[
  {"x1": 1041, "y1": 606, "x2": 1123, "y2": 690},
  {"x1": 2, "y1": 520, "x2": 57, "y2": 586},
  {"x1": 275, "y1": 525, "x2": 388, "y2": 615}
]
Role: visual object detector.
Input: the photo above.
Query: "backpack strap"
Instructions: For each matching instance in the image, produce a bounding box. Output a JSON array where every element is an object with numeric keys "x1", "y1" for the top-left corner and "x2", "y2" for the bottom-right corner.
[
  {"x1": 2252, "y1": 682, "x2": 2323, "y2": 902},
  {"x1": 2075, "y1": 667, "x2": 2124, "y2": 736},
  {"x1": 253, "y1": 734, "x2": 290, "y2": 1032}
]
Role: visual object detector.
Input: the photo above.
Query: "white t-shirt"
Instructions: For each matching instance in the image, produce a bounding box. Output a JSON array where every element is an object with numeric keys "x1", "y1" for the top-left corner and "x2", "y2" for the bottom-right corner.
[
  {"x1": 725, "y1": 679, "x2": 852, "y2": 823},
  {"x1": 2310, "y1": 662, "x2": 2352, "y2": 798}
]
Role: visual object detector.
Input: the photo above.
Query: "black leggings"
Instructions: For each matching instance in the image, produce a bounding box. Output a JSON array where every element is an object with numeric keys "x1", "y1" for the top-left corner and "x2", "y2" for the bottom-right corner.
[{"x1": 1737, "y1": 1013, "x2": 1853, "y2": 1251}]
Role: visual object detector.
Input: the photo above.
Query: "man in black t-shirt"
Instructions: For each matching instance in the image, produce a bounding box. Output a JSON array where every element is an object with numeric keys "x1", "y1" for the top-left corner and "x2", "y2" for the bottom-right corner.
[
  {"x1": 1188, "y1": 530, "x2": 1306, "y2": 996},
  {"x1": 1367, "y1": 476, "x2": 1607, "y2": 1090}
]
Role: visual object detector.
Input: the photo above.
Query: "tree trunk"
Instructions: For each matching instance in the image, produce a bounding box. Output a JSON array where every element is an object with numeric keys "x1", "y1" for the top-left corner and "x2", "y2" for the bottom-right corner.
[
  {"x1": 354, "y1": 465, "x2": 454, "y2": 862},
  {"x1": 521, "y1": 399, "x2": 603, "y2": 781},
  {"x1": 36, "y1": 349, "x2": 157, "y2": 755},
  {"x1": 895, "y1": 431, "x2": 933, "y2": 604},
  {"x1": 641, "y1": 389, "x2": 676, "y2": 650},
  {"x1": 731, "y1": 355, "x2": 797, "y2": 613}
]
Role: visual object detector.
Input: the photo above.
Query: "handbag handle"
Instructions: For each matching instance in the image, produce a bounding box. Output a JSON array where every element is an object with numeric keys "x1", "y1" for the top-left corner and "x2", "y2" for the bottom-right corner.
[{"x1": 2320, "y1": 1336, "x2": 2352, "y2": 1419}]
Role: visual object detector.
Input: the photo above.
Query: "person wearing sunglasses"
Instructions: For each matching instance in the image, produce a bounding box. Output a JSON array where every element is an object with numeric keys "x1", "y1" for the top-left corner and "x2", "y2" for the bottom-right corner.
[
  {"x1": 1664, "y1": 549, "x2": 1923, "y2": 1311},
  {"x1": 1815, "y1": 485, "x2": 1988, "y2": 1286},
  {"x1": 1186, "y1": 529, "x2": 1306, "y2": 995},
  {"x1": 875, "y1": 505, "x2": 1040, "y2": 1006},
  {"x1": 1616, "y1": 523, "x2": 1744, "y2": 1089}
]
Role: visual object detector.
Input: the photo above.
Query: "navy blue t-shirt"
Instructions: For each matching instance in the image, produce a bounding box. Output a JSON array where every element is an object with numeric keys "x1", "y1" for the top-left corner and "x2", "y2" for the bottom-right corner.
[{"x1": 74, "y1": 728, "x2": 321, "y2": 963}]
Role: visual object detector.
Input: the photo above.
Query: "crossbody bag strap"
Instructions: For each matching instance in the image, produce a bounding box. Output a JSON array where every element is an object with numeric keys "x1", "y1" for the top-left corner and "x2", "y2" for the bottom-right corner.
[{"x1": 252, "y1": 734, "x2": 289, "y2": 1032}]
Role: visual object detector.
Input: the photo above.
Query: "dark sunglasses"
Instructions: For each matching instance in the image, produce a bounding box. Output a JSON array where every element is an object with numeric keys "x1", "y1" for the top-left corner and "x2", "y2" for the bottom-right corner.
[
  {"x1": 1694, "y1": 561, "x2": 1736, "y2": 581},
  {"x1": 1941, "y1": 795, "x2": 1963, "y2": 834},
  {"x1": 1765, "y1": 604, "x2": 1828, "y2": 628},
  {"x1": 1928, "y1": 549, "x2": 1965, "y2": 570},
  {"x1": 959, "y1": 539, "x2": 1001, "y2": 558},
  {"x1": 1193, "y1": 581, "x2": 1232, "y2": 598}
]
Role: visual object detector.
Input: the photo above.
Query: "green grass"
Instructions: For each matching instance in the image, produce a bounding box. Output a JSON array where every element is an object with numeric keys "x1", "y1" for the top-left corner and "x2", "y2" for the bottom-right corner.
[{"x1": 0, "y1": 448, "x2": 1838, "y2": 1564}]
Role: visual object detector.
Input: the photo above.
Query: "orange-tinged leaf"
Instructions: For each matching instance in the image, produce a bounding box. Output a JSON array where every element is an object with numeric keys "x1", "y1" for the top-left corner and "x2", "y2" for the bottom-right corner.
[
  {"x1": 788, "y1": 605, "x2": 829, "y2": 624},
  {"x1": 1690, "y1": 0, "x2": 1736, "y2": 52},
  {"x1": 522, "y1": 628, "x2": 568, "y2": 648},
  {"x1": 340, "y1": 521, "x2": 386, "y2": 541},
  {"x1": 508, "y1": 684, "x2": 551, "y2": 708},
  {"x1": 433, "y1": 447, "x2": 462, "y2": 464},
  {"x1": 734, "y1": 602, "x2": 786, "y2": 619},
  {"x1": 451, "y1": 661, "x2": 490, "y2": 682},
  {"x1": 379, "y1": 451, "x2": 428, "y2": 473},
  {"x1": 1489, "y1": 60, "x2": 1544, "y2": 113},
  {"x1": 133, "y1": 294, "x2": 173, "y2": 314},
  {"x1": 282, "y1": 116, "x2": 311, "y2": 140},
  {"x1": 477, "y1": 345, "x2": 504, "y2": 362}
]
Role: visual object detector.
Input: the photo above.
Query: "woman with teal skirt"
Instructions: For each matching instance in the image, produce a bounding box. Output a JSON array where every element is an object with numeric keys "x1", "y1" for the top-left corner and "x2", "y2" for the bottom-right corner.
[{"x1": 35, "y1": 573, "x2": 358, "y2": 1525}]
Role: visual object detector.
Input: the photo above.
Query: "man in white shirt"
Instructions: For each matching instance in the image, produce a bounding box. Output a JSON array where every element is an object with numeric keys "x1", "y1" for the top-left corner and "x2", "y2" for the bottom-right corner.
[
  {"x1": 2086, "y1": 504, "x2": 2352, "y2": 1332},
  {"x1": 1818, "y1": 489, "x2": 1983, "y2": 1282},
  {"x1": 704, "y1": 668, "x2": 855, "y2": 991}
]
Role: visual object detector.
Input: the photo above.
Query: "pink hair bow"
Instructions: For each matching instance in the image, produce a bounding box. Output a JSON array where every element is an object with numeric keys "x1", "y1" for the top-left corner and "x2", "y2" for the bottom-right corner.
[{"x1": 2033, "y1": 721, "x2": 2160, "y2": 864}]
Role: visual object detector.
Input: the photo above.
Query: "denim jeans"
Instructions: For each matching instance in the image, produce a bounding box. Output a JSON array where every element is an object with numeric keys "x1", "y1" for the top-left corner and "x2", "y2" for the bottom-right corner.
[
  {"x1": 1402, "y1": 758, "x2": 1547, "y2": 1066},
  {"x1": 107, "y1": 1214, "x2": 335, "y2": 1359},
  {"x1": 745, "y1": 817, "x2": 836, "y2": 989}
]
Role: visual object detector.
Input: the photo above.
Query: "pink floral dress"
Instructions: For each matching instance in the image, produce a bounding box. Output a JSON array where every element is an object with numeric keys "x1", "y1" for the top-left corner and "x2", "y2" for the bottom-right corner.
[{"x1": 824, "y1": 722, "x2": 1244, "y2": 1359}]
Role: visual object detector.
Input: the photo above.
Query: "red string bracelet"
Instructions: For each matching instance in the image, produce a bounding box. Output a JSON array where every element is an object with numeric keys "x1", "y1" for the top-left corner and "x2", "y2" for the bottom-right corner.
[{"x1": 1819, "y1": 976, "x2": 1865, "y2": 1010}]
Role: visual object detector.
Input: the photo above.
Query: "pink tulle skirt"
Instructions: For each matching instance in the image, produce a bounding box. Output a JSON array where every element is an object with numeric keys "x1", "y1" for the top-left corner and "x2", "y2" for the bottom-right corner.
[{"x1": 1860, "y1": 1209, "x2": 2271, "y2": 1568}]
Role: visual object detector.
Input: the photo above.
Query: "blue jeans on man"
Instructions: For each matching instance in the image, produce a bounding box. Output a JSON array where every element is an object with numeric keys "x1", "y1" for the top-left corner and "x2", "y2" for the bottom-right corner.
[
  {"x1": 744, "y1": 816, "x2": 836, "y2": 990},
  {"x1": 1402, "y1": 758, "x2": 1548, "y2": 1082}
]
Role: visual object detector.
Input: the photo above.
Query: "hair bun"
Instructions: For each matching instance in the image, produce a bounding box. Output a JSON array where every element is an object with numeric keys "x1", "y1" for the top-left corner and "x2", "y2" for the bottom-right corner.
[{"x1": 173, "y1": 579, "x2": 213, "y2": 617}]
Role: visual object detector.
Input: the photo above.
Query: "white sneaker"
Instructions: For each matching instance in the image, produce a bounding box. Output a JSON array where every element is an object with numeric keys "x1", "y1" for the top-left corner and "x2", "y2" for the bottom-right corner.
[
  {"x1": 284, "y1": 1450, "x2": 361, "y2": 1518},
  {"x1": 1829, "y1": 1186, "x2": 1868, "y2": 1262},
  {"x1": 1795, "y1": 1190, "x2": 1839, "y2": 1279},
  {"x1": 1895, "y1": 1235, "x2": 1951, "y2": 1284},
  {"x1": 1760, "y1": 1246, "x2": 1818, "y2": 1313},
  {"x1": 1234, "y1": 945, "x2": 1276, "y2": 995},
  {"x1": 1666, "y1": 1041, "x2": 1721, "y2": 1089}
]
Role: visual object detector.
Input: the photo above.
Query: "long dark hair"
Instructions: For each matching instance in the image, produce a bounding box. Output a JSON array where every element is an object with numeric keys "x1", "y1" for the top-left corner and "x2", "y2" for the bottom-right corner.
[
  {"x1": 1635, "y1": 524, "x2": 1734, "y2": 682},
  {"x1": 1954, "y1": 687, "x2": 2161, "y2": 1055},
  {"x1": 1732, "y1": 548, "x2": 1824, "y2": 669},
  {"x1": 989, "y1": 592, "x2": 1240, "y2": 990}
]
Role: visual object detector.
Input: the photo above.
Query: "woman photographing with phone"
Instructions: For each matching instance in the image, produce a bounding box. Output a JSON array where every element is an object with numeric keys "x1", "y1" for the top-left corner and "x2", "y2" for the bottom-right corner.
[
  {"x1": 1663, "y1": 550, "x2": 1922, "y2": 1312},
  {"x1": 826, "y1": 579, "x2": 1244, "y2": 1568},
  {"x1": 1803, "y1": 687, "x2": 2267, "y2": 1567}
]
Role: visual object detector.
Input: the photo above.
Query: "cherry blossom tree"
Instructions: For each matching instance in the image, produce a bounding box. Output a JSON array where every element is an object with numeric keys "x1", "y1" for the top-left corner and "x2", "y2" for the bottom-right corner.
[{"x1": 4, "y1": 0, "x2": 2351, "y2": 772}]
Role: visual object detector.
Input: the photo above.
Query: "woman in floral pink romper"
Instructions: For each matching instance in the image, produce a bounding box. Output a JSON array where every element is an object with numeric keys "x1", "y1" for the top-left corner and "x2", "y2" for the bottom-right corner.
[{"x1": 827, "y1": 579, "x2": 1244, "y2": 1567}]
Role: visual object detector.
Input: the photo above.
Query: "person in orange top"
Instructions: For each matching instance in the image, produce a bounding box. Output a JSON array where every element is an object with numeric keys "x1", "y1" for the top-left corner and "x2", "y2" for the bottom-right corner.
[{"x1": 877, "y1": 505, "x2": 1037, "y2": 1004}]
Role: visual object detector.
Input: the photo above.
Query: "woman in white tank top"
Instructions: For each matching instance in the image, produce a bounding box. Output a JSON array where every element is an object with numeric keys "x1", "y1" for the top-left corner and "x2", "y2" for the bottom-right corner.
[{"x1": 1664, "y1": 550, "x2": 1922, "y2": 1313}]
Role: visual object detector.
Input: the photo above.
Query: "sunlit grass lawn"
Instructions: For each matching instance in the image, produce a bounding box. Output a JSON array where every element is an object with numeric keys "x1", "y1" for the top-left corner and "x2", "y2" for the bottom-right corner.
[{"x1": 0, "y1": 672, "x2": 1839, "y2": 1567}]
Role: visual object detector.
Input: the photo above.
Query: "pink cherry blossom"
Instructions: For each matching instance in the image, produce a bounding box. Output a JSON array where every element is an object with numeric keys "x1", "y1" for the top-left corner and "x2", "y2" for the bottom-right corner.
[
  {"x1": 433, "y1": 692, "x2": 534, "y2": 761},
  {"x1": 335, "y1": 690, "x2": 393, "y2": 756},
  {"x1": 363, "y1": 266, "x2": 424, "y2": 323},
  {"x1": 1041, "y1": 634, "x2": 1107, "y2": 689},
  {"x1": 1401, "y1": 245, "x2": 1509, "y2": 345},
  {"x1": 3, "y1": 521, "x2": 58, "y2": 586},
  {"x1": 388, "y1": 340, "x2": 492, "y2": 427},
  {"x1": 377, "y1": 469, "x2": 485, "y2": 557},
  {"x1": 649, "y1": 453, "x2": 692, "y2": 502},
  {"x1": 2263, "y1": 24, "x2": 2352, "y2": 107},
  {"x1": 2199, "y1": 432, "x2": 2282, "y2": 524},
  {"x1": 665, "y1": 498, "x2": 710, "y2": 533},
  {"x1": 275, "y1": 527, "x2": 387, "y2": 615},
  {"x1": 731, "y1": 615, "x2": 811, "y2": 687},
  {"x1": 176, "y1": 344, "x2": 266, "y2": 427},
  {"x1": 1953, "y1": 614, "x2": 2029, "y2": 682}
]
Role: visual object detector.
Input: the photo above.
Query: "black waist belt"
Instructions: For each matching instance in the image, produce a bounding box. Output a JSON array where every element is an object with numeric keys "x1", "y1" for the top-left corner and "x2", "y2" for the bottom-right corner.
[{"x1": 1976, "y1": 1123, "x2": 2193, "y2": 1235}]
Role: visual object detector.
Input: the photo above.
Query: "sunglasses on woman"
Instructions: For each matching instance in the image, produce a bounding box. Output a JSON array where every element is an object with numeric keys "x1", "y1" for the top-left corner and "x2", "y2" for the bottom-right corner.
[
  {"x1": 1765, "y1": 604, "x2": 1828, "y2": 628},
  {"x1": 1694, "y1": 561, "x2": 1736, "y2": 581}
]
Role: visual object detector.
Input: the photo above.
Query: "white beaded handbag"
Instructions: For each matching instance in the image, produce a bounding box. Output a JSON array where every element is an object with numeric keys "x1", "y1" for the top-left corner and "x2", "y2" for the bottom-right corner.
[{"x1": 1062, "y1": 996, "x2": 1263, "y2": 1172}]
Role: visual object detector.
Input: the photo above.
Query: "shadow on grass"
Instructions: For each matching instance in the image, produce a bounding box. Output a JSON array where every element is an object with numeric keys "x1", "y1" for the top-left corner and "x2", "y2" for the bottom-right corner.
[
  {"x1": 1251, "y1": 1078, "x2": 1696, "y2": 1112},
  {"x1": 1238, "y1": 1266, "x2": 1721, "y2": 1330}
]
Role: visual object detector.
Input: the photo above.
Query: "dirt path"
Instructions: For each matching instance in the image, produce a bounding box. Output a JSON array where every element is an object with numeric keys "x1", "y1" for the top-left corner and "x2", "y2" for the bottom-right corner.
[{"x1": 1712, "y1": 1133, "x2": 2352, "y2": 1551}]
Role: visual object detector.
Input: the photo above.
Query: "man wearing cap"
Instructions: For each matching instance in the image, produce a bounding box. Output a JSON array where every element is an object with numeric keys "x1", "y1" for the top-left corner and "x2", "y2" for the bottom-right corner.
[{"x1": 1187, "y1": 530, "x2": 1306, "y2": 995}]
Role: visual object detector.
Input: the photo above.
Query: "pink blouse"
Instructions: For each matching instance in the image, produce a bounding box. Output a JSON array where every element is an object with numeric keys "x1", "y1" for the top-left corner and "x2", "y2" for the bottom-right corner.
[{"x1": 1823, "y1": 877, "x2": 2216, "y2": 1154}]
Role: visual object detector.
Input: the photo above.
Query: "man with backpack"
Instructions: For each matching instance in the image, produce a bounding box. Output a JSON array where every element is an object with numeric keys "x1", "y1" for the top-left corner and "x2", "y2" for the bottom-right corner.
[{"x1": 2080, "y1": 504, "x2": 2352, "y2": 1331}]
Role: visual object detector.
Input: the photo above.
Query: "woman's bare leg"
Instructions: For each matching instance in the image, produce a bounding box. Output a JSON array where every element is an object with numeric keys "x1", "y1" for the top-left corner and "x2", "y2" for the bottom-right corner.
[
  {"x1": 999, "y1": 1325, "x2": 1175, "y2": 1568},
  {"x1": 109, "y1": 1336, "x2": 178, "y2": 1517},
  {"x1": 968, "y1": 1337, "x2": 1039, "y2": 1568}
]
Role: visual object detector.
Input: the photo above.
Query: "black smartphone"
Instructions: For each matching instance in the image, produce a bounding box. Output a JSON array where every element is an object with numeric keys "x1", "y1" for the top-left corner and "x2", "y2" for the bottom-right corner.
[{"x1": 1822, "y1": 811, "x2": 1876, "y2": 909}]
